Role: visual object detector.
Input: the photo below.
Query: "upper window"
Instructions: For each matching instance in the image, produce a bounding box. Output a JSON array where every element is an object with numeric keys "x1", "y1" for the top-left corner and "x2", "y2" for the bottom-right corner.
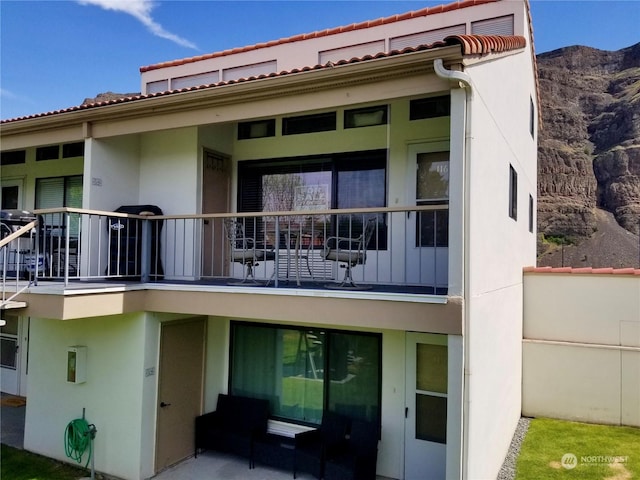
[
  {"x1": 344, "y1": 105, "x2": 388, "y2": 129},
  {"x1": 283, "y1": 112, "x2": 336, "y2": 136},
  {"x1": 238, "y1": 119, "x2": 276, "y2": 140},
  {"x1": 1, "y1": 150, "x2": 26, "y2": 165},
  {"x1": 471, "y1": 15, "x2": 514, "y2": 35},
  {"x1": 36, "y1": 145, "x2": 60, "y2": 161},
  {"x1": 529, "y1": 96, "x2": 535, "y2": 139},
  {"x1": 509, "y1": 165, "x2": 518, "y2": 221},
  {"x1": 410, "y1": 96, "x2": 450, "y2": 120},
  {"x1": 230, "y1": 322, "x2": 381, "y2": 426},
  {"x1": 146, "y1": 79, "x2": 168, "y2": 94},
  {"x1": 62, "y1": 142, "x2": 84, "y2": 158},
  {"x1": 529, "y1": 194, "x2": 534, "y2": 233}
]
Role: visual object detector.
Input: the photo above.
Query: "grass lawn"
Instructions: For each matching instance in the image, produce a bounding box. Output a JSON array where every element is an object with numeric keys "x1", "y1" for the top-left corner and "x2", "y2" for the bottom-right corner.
[
  {"x1": 516, "y1": 417, "x2": 640, "y2": 479},
  {"x1": 1, "y1": 444, "x2": 89, "y2": 480}
]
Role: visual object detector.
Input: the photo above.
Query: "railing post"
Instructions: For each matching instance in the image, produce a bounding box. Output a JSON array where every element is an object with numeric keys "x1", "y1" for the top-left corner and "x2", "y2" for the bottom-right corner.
[
  {"x1": 64, "y1": 211, "x2": 71, "y2": 287},
  {"x1": 141, "y1": 216, "x2": 151, "y2": 283},
  {"x1": 274, "y1": 218, "x2": 280, "y2": 288}
]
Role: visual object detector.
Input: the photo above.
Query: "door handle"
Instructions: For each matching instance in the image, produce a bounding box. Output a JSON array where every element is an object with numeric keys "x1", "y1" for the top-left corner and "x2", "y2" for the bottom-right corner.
[
  {"x1": 160, "y1": 402, "x2": 172, "y2": 408},
  {"x1": 405, "y1": 407, "x2": 409, "y2": 418}
]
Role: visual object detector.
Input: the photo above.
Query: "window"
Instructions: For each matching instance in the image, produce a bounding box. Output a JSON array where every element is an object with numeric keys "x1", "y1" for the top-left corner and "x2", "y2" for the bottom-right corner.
[
  {"x1": 1, "y1": 150, "x2": 26, "y2": 165},
  {"x1": 36, "y1": 176, "x2": 83, "y2": 209},
  {"x1": 238, "y1": 150, "x2": 387, "y2": 247},
  {"x1": 410, "y1": 96, "x2": 450, "y2": 120},
  {"x1": 415, "y1": 343, "x2": 447, "y2": 443},
  {"x1": 529, "y1": 96, "x2": 535, "y2": 139},
  {"x1": 390, "y1": 25, "x2": 465, "y2": 51},
  {"x1": 146, "y1": 79, "x2": 168, "y2": 94},
  {"x1": 62, "y1": 142, "x2": 84, "y2": 158},
  {"x1": 416, "y1": 152, "x2": 449, "y2": 247},
  {"x1": 238, "y1": 119, "x2": 276, "y2": 139},
  {"x1": 471, "y1": 15, "x2": 514, "y2": 35},
  {"x1": 1, "y1": 185, "x2": 19, "y2": 209},
  {"x1": 529, "y1": 194, "x2": 534, "y2": 233},
  {"x1": 172, "y1": 70, "x2": 219, "y2": 89},
  {"x1": 36, "y1": 145, "x2": 59, "y2": 161},
  {"x1": 230, "y1": 322, "x2": 381, "y2": 426},
  {"x1": 319, "y1": 40, "x2": 385, "y2": 65},
  {"x1": 344, "y1": 105, "x2": 388, "y2": 129},
  {"x1": 222, "y1": 60, "x2": 277, "y2": 81},
  {"x1": 509, "y1": 165, "x2": 518, "y2": 220},
  {"x1": 36, "y1": 175, "x2": 83, "y2": 235},
  {"x1": 283, "y1": 112, "x2": 336, "y2": 135}
]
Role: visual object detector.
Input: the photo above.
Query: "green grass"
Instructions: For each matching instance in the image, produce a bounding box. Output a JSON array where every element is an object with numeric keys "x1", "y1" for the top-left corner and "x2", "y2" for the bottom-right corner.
[
  {"x1": 516, "y1": 418, "x2": 640, "y2": 480},
  {"x1": 1, "y1": 444, "x2": 89, "y2": 480}
]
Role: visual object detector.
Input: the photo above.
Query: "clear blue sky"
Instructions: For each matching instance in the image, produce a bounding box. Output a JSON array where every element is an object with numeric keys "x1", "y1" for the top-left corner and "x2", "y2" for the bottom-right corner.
[{"x1": 1, "y1": 0, "x2": 638, "y2": 121}]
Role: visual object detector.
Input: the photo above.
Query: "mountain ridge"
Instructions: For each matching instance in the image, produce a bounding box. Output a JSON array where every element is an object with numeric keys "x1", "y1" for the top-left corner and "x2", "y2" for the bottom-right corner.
[{"x1": 536, "y1": 42, "x2": 640, "y2": 267}]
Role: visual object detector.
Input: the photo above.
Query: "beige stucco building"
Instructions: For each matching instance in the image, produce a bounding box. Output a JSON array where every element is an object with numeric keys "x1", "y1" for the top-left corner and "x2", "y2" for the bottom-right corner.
[{"x1": 1, "y1": 1, "x2": 539, "y2": 479}]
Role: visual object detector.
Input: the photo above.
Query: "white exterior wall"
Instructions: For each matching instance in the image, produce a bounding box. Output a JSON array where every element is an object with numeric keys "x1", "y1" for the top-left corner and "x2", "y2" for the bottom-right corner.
[
  {"x1": 24, "y1": 313, "x2": 160, "y2": 480},
  {"x1": 459, "y1": 8, "x2": 538, "y2": 478},
  {"x1": 86, "y1": 136, "x2": 141, "y2": 211},
  {"x1": 139, "y1": 128, "x2": 199, "y2": 214}
]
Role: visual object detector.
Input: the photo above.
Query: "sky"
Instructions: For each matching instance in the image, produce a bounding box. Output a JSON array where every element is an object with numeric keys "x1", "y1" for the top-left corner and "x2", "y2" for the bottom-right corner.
[{"x1": 1, "y1": 0, "x2": 639, "y2": 121}]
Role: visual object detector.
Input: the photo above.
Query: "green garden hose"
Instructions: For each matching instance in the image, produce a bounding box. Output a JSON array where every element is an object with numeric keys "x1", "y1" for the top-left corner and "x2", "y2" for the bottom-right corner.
[{"x1": 64, "y1": 417, "x2": 95, "y2": 468}]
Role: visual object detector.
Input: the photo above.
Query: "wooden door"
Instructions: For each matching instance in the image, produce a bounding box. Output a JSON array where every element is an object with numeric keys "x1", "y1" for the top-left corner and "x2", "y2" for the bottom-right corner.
[
  {"x1": 202, "y1": 150, "x2": 230, "y2": 277},
  {"x1": 155, "y1": 318, "x2": 206, "y2": 472}
]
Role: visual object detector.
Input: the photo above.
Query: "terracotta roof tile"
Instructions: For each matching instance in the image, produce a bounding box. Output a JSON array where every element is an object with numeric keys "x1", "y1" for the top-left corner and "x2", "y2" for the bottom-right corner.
[
  {"x1": 524, "y1": 266, "x2": 640, "y2": 275},
  {"x1": 1, "y1": 34, "x2": 526, "y2": 124},
  {"x1": 139, "y1": 0, "x2": 499, "y2": 72}
]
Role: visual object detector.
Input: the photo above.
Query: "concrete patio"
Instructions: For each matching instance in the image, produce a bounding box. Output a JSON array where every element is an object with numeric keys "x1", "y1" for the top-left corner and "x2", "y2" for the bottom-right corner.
[{"x1": 0, "y1": 395, "x2": 386, "y2": 479}]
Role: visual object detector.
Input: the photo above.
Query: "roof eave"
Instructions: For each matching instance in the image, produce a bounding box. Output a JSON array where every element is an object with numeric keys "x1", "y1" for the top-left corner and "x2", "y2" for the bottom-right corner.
[{"x1": 1, "y1": 45, "x2": 463, "y2": 138}]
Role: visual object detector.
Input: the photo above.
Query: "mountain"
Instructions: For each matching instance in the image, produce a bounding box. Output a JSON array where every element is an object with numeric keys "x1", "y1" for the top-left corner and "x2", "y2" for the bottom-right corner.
[{"x1": 536, "y1": 43, "x2": 640, "y2": 267}]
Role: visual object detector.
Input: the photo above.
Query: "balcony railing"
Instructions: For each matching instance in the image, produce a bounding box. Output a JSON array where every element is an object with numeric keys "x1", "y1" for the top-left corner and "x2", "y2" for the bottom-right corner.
[{"x1": 2, "y1": 206, "x2": 449, "y2": 295}]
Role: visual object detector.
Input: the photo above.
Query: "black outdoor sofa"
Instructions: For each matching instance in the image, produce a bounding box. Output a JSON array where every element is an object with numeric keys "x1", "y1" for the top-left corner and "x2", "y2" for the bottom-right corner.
[{"x1": 194, "y1": 393, "x2": 379, "y2": 479}]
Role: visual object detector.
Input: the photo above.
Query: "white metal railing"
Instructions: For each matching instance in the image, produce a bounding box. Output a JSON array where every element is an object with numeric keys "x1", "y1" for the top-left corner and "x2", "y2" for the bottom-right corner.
[
  {"x1": 1, "y1": 219, "x2": 39, "y2": 308},
  {"x1": 2, "y1": 206, "x2": 449, "y2": 294}
]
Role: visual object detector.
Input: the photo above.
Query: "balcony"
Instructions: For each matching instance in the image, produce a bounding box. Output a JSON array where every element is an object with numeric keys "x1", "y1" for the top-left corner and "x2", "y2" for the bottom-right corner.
[{"x1": 2, "y1": 206, "x2": 449, "y2": 299}]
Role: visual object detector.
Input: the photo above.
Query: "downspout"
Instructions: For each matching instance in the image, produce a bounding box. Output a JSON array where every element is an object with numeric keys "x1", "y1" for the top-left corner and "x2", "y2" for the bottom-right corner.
[{"x1": 433, "y1": 58, "x2": 473, "y2": 480}]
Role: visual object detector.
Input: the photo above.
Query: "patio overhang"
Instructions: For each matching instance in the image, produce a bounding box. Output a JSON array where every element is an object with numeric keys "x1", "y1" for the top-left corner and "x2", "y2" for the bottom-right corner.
[{"x1": 15, "y1": 285, "x2": 463, "y2": 334}]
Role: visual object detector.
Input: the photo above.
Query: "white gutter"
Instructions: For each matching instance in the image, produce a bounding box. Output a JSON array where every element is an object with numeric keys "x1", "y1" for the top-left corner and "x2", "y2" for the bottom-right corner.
[{"x1": 433, "y1": 58, "x2": 473, "y2": 480}]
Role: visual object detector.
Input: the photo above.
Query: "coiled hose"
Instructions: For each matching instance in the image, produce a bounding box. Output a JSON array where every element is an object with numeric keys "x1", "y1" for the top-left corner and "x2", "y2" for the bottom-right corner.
[{"x1": 64, "y1": 418, "x2": 94, "y2": 468}]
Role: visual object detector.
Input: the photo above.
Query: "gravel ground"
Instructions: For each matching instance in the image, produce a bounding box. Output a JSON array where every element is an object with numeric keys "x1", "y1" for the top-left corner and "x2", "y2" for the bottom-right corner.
[{"x1": 496, "y1": 417, "x2": 531, "y2": 480}]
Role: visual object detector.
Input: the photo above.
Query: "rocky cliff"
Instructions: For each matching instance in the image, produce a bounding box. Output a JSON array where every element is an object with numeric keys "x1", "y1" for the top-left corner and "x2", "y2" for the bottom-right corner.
[{"x1": 537, "y1": 43, "x2": 640, "y2": 265}]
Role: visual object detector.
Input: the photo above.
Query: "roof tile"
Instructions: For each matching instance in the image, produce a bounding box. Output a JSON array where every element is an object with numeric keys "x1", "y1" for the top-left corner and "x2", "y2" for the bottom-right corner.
[
  {"x1": 524, "y1": 266, "x2": 640, "y2": 275},
  {"x1": 139, "y1": 0, "x2": 499, "y2": 72},
  {"x1": 1, "y1": 34, "x2": 525, "y2": 124}
]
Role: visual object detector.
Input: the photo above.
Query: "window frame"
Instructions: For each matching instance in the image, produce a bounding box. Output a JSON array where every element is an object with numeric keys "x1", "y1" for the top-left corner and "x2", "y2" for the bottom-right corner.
[{"x1": 509, "y1": 165, "x2": 518, "y2": 221}]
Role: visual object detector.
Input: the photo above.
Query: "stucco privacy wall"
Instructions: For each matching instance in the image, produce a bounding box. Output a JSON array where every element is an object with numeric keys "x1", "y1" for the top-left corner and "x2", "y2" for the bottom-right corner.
[
  {"x1": 24, "y1": 312, "x2": 160, "y2": 480},
  {"x1": 522, "y1": 271, "x2": 640, "y2": 427}
]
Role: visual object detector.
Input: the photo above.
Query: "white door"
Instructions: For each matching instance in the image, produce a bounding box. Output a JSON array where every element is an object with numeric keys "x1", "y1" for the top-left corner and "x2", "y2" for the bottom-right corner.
[
  {"x1": 406, "y1": 144, "x2": 449, "y2": 291},
  {"x1": 405, "y1": 332, "x2": 448, "y2": 480},
  {"x1": 0, "y1": 315, "x2": 22, "y2": 395}
]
